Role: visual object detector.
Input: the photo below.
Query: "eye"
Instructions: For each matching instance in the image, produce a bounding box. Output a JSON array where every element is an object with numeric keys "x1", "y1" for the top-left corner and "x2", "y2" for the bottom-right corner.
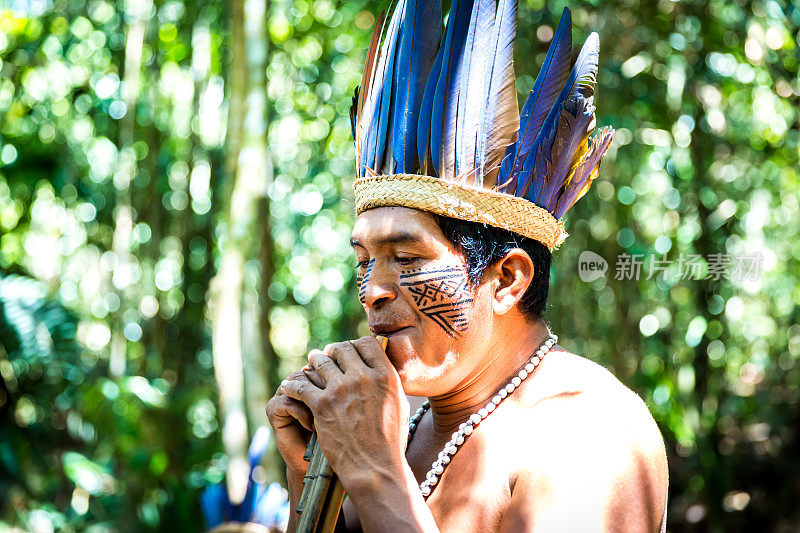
[
  {"x1": 395, "y1": 256, "x2": 418, "y2": 266},
  {"x1": 355, "y1": 259, "x2": 370, "y2": 268}
]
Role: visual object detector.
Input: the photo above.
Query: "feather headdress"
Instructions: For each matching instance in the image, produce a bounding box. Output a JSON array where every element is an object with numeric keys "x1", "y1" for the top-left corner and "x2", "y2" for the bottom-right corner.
[{"x1": 351, "y1": 2, "x2": 614, "y2": 251}]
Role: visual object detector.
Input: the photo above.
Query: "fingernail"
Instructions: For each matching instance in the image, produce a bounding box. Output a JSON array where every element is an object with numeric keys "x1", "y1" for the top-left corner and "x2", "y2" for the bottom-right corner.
[{"x1": 280, "y1": 380, "x2": 288, "y2": 389}]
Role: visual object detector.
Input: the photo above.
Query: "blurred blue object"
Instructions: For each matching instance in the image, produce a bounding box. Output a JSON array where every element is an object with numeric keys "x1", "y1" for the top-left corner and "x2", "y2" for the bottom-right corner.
[{"x1": 200, "y1": 427, "x2": 290, "y2": 531}]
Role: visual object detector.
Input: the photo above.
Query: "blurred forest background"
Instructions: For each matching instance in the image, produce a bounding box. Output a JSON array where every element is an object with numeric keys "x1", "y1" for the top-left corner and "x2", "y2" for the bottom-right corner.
[{"x1": 0, "y1": 0, "x2": 798, "y2": 530}]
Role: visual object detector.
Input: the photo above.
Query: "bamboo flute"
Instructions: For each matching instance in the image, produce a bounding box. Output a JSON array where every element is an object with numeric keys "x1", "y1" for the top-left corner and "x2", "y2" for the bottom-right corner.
[{"x1": 295, "y1": 336, "x2": 388, "y2": 533}]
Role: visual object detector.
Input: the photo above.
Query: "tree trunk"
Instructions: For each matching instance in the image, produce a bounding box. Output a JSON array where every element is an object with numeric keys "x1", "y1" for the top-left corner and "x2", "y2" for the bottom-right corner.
[
  {"x1": 109, "y1": 0, "x2": 153, "y2": 377},
  {"x1": 208, "y1": 0, "x2": 272, "y2": 505}
]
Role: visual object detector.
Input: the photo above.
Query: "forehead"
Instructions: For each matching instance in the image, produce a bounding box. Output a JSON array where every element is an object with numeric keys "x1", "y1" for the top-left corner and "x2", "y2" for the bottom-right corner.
[{"x1": 350, "y1": 207, "x2": 448, "y2": 248}]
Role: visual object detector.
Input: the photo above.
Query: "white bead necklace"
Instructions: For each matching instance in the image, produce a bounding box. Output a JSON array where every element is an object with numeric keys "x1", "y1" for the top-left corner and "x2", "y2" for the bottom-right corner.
[{"x1": 407, "y1": 332, "x2": 558, "y2": 498}]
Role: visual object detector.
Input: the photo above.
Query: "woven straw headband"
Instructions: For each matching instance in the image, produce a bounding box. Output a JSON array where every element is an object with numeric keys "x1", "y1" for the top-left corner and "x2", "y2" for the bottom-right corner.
[{"x1": 353, "y1": 174, "x2": 568, "y2": 251}]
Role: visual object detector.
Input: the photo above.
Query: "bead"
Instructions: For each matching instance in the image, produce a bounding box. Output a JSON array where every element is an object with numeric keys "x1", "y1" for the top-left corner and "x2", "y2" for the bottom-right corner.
[
  {"x1": 463, "y1": 425, "x2": 473, "y2": 436},
  {"x1": 478, "y1": 408, "x2": 488, "y2": 419},
  {"x1": 535, "y1": 349, "x2": 544, "y2": 357},
  {"x1": 428, "y1": 476, "x2": 438, "y2": 486},
  {"x1": 511, "y1": 376, "x2": 521, "y2": 387},
  {"x1": 518, "y1": 369, "x2": 528, "y2": 380},
  {"x1": 434, "y1": 464, "x2": 444, "y2": 474},
  {"x1": 427, "y1": 470, "x2": 438, "y2": 480},
  {"x1": 421, "y1": 485, "x2": 431, "y2": 497},
  {"x1": 470, "y1": 413, "x2": 482, "y2": 425},
  {"x1": 448, "y1": 445, "x2": 458, "y2": 455},
  {"x1": 452, "y1": 431, "x2": 460, "y2": 441},
  {"x1": 423, "y1": 400, "x2": 430, "y2": 407},
  {"x1": 440, "y1": 454, "x2": 450, "y2": 464},
  {"x1": 505, "y1": 383, "x2": 515, "y2": 393},
  {"x1": 525, "y1": 363, "x2": 534, "y2": 373},
  {"x1": 459, "y1": 422, "x2": 467, "y2": 430},
  {"x1": 486, "y1": 402, "x2": 495, "y2": 413},
  {"x1": 455, "y1": 435, "x2": 464, "y2": 445},
  {"x1": 531, "y1": 356, "x2": 540, "y2": 365},
  {"x1": 499, "y1": 389, "x2": 508, "y2": 399},
  {"x1": 493, "y1": 395, "x2": 502, "y2": 405}
]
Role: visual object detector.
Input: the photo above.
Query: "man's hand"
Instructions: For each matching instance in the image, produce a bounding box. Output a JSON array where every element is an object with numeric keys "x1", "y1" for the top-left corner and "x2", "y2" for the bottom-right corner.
[
  {"x1": 279, "y1": 336, "x2": 411, "y2": 493},
  {"x1": 265, "y1": 370, "x2": 315, "y2": 476}
]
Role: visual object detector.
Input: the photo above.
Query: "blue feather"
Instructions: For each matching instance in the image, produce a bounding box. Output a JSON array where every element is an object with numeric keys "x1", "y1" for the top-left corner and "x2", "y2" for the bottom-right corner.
[
  {"x1": 518, "y1": 31, "x2": 599, "y2": 199},
  {"x1": 497, "y1": 141, "x2": 516, "y2": 192},
  {"x1": 392, "y1": 0, "x2": 443, "y2": 172},
  {"x1": 375, "y1": 0, "x2": 406, "y2": 173},
  {"x1": 530, "y1": 94, "x2": 595, "y2": 208},
  {"x1": 417, "y1": 44, "x2": 444, "y2": 174},
  {"x1": 430, "y1": 0, "x2": 473, "y2": 177},
  {"x1": 455, "y1": 0, "x2": 495, "y2": 176},
  {"x1": 362, "y1": 0, "x2": 405, "y2": 174},
  {"x1": 475, "y1": 0, "x2": 518, "y2": 186},
  {"x1": 501, "y1": 7, "x2": 572, "y2": 194}
]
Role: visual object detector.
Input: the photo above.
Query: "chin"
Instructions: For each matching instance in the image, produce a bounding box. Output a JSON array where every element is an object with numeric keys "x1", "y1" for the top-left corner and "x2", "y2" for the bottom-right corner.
[{"x1": 394, "y1": 351, "x2": 460, "y2": 398}]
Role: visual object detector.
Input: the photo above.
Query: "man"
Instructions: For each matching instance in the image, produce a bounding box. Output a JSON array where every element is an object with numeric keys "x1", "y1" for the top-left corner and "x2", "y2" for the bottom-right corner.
[{"x1": 267, "y1": 1, "x2": 668, "y2": 531}]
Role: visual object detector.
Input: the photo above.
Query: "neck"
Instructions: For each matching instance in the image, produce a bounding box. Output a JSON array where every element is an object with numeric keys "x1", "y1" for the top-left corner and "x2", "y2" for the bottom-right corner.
[{"x1": 427, "y1": 317, "x2": 552, "y2": 434}]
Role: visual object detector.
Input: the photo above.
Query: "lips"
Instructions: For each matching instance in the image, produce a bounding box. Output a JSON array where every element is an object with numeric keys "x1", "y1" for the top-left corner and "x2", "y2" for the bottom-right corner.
[{"x1": 369, "y1": 323, "x2": 412, "y2": 336}]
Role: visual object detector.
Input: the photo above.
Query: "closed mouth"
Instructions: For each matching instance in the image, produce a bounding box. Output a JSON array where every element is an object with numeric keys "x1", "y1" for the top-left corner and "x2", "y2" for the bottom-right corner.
[{"x1": 370, "y1": 324, "x2": 412, "y2": 336}]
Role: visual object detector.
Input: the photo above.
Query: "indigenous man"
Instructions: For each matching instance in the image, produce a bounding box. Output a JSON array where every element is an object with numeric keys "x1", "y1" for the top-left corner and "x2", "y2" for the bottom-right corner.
[{"x1": 266, "y1": 1, "x2": 668, "y2": 531}]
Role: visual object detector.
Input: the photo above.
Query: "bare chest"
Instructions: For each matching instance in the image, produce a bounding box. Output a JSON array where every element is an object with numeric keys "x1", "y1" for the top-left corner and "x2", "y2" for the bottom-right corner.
[{"x1": 403, "y1": 418, "x2": 516, "y2": 532}]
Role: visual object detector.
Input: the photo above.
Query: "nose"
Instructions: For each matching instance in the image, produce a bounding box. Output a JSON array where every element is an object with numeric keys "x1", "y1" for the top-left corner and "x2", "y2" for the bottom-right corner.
[{"x1": 358, "y1": 259, "x2": 397, "y2": 308}]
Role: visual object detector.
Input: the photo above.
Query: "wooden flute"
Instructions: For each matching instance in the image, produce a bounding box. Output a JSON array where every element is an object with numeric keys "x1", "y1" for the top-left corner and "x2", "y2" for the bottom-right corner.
[{"x1": 295, "y1": 335, "x2": 389, "y2": 533}]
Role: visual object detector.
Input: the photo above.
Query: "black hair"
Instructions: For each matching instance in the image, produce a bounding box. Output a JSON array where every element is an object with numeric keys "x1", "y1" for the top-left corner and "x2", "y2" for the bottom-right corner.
[{"x1": 433, "y1": 215, "x2": 551, "y2": 319}]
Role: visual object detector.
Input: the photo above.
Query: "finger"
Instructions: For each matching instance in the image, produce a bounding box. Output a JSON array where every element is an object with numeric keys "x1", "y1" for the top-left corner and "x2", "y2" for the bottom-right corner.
[
  {"x1": 266, "y1": 395, "x2": 314, "y2": 432},
  {"x1": 323, "y1": 341, "x2": 367, "y2": 373},
  {"x1": 280, "y1": 374, "x2": 320, "y2": 406},
  {"x1": 302, "y1": 364, "x2": 326, "y2": 389},
  {"x1": 281, "y1": 397, "x2": 314, "y2": 431},
  {"x1": 350, "y1": 335, "x2": 393, "y2": 370},
  {"x1": 271, "y1": 370, "x2": 304, "y2": 397},
  {"x1": 308, "y1": 350, "x2": 344, "y2": 383}
]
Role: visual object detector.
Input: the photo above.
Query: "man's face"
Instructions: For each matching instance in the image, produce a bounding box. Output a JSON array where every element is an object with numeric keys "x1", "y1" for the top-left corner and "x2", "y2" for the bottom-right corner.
[{"x1": 351, "y1": 207, "x2": 494, "y2": 396}]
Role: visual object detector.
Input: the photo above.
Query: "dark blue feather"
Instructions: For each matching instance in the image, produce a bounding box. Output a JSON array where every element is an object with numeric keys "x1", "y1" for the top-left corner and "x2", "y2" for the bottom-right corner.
[
  {"x1": 455, "y1": 0, "x2": 495, "y2": 176},
  {"x1": 374, "y1": 0, "x2": 406, "y2": 173},
  {"x1": 497, "y1": 141, "x2": 516, "y2": 192},
  {"x1": 350, "y1": 88, "x2": 359, "y2": 144},
  {"x1": 430, "y1": 0, "x2": 473, "y2": 177},
  {"x1": 518, "y1": 31, "x2": 599, "y2": 199},
  {"x1": 361, "y1": 0, "x2": 405, "y2": 174},
  {"x1": 392, "y1": 0, "x2": 442, "y2": 172},
  {"x1": 417, "y1": 43, "x2": 444, "y2": 174},
  {"x1": 475, "y1": 0, "x2": 518, "y2": 186},
  {"x1": 501, "y1": 7, "x2": 572, "y2": 194},
  {"x1": 530, "y1": 94, "x2": 595, "y2": 208}
]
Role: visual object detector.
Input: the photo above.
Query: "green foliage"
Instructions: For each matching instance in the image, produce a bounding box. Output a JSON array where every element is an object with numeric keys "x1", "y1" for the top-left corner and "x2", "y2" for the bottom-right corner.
[{"x1": 0, "y1": 0, "x2": 798, "y2": 531}]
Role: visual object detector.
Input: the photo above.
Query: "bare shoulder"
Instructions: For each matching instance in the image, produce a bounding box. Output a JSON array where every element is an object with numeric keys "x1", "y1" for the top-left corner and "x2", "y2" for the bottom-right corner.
[
  {"x1": 496, "y1": 349, "x2": 669, "y2": 531},
  {"x1": 520, "y1": 348, "x2": 665, "y2": 441}
]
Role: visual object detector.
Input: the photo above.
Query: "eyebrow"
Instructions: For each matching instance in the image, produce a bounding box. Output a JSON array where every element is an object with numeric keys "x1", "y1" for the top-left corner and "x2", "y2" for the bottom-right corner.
[{"x1": 350, "y1": 232, "x2": 425, "y2": 248}]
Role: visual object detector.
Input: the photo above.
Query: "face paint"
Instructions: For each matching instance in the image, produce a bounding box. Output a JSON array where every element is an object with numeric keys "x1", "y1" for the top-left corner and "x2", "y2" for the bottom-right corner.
[
  {"x1": 399, "y1": 264, "x2": 473, "y2": 337},
  {"x1": 357, "y1": 258, "x2": 375, "y2": 305}
]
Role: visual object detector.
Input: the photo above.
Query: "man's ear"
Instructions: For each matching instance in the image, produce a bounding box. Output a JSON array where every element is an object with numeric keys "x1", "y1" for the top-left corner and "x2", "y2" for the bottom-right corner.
[{"x1": 488, "y1": 249, "x2": 534, "y2": 315}]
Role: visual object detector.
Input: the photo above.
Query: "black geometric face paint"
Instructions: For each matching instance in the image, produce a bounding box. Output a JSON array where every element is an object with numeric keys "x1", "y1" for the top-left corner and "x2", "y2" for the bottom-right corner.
[
  {"x1": 357, "y1": 258, "x2": 375, "y2": 305},
  {"x1": 399, "y1": 264, "x2": 473, "y2": 337}
]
